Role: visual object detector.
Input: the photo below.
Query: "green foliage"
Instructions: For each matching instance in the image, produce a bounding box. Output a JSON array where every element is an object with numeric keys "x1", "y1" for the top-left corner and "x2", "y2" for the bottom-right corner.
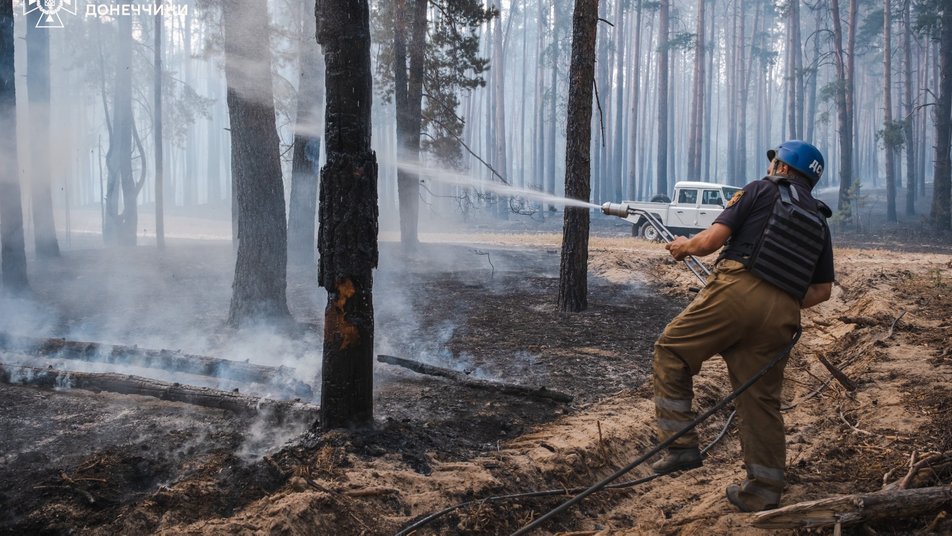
[
  {"x1": 666, "y1": 32, "x2": 695, "y2": 52},
  {"x1": 63, "y1": 16, "x2": 212, "y2": 149},
  {"x1": 750, "y1": 43, "x2": 779, "y2": 67},
  {"x1": 858, "y1": 8, "x2": 885, "y2": 51},
  {"x1": 829, "y1": 178, "x2": 867, "y2": 228},
  {"x1": 819, "y1": 79, "x2": 846, "y2": 103},
  {"x1": 876, "y1": 119, "x2": 907, "y2": 150},
  {"x1": 913, "y1": 0, "x2": 946, "y2": 39},
  {"x1": 372, "y1": 0, "x2": 494, "y2": 167},
  {"x1": 422, "y1": 1, "x2": 495, "y2": 167}
]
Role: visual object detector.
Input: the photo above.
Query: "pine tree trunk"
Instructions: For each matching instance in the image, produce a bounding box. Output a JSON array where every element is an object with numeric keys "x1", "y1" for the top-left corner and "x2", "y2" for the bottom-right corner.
[
  {"x1": 154, "y1": 1, "x2": 165, "y2": 249},
  {"x1": 223, "y1": 0, "x2": 292, "y2": 327},
  {"x1": 687, "y1": 0, "x2": 704, "y2": 180},
  {"x1": 931, "y1": 3, "x2": 952, "y2": 230},
  {"x1": 558, "y1": 0, "x2": 598, "y2": 313},
  {"x1": 903, "y1": 0, "x2": 916, "y2": 215},
  {"x1": 626, "y1": 0, "x2": 642, "y2": 200},
  {"x1": 104, "y1": 14, "x2": 136, "y2": 247},
  {"x1": 546, "y1": 15, "x2": 558, "y2": 208},
  {"x1": 288, "y1": 1, "x2": 324, "y2": 265},
  {"x1": 394, "y1": 0, "x2": 425, "y2": 246},
  {"x1": 884, "y1": 0, "x2": 897, "y2": 222},
  {"x1": 316, "y1": 0, "x2": 378, "y2": 429},
  {"x1": 0, "y1": 0, "x2": 29, "y2": 293},
  {"x1": 611, "y1": 0, "x2": 626, "y2": 202},
  {"x1": 533, "y1": 0, "x2": 546, "y2": 201},
  {"x1": 831, "y1": 0, "x2": 856, "y2": 219},
  {"x1": 492, "y1": 4, "x2": 509, "y2": 219},
  {"x1": 656, "y1": 0, "x2": 669, "y2": 196},
  {"x1": 26, "y1": 9, "x2": 59, "y2": 258}
]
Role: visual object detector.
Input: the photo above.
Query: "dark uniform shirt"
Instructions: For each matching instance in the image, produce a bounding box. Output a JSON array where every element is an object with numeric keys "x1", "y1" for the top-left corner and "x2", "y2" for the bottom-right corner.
[{"x1": 714, "y1": 176, "x2": 834, "y2": 284}]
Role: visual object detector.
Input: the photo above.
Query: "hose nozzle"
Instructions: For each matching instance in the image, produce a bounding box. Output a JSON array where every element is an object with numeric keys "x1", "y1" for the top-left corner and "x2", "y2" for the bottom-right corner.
[{"x1": 601, "y1": 202, "x2": 631, "y2": 218}]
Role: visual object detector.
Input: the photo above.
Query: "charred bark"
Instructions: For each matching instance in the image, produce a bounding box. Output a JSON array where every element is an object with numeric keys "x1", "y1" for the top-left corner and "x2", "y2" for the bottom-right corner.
[
  {"x1": 0, "y1": 0, "x2": 29, "y2": 293},
  {"x1": 317, "y1": 0, "x2": 379, "y2": 430},
  {"x1": 288, "y1": 1, "x2": 324, "y2": 265},
  {"x1": 223, "y1": 0, "x2": 292, "y2": 327},
  {"x1": 26, "y1": 9, "x2": 59, "y2": 258},
  {"x1": 558, "y1": 0, "x2": 597, "y2": 313}
]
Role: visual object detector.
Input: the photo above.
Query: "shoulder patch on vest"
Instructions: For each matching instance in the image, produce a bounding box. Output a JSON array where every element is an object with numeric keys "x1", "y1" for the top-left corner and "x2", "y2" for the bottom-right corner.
[{"x1": 726, "y1": 190, "x2": 744, "y2": 208}]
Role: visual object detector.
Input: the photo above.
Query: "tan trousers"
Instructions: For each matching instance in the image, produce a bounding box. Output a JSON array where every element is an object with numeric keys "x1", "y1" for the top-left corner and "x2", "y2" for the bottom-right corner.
[{"x1": 653, "y1": 259, "x2": 800, "y2": 506}]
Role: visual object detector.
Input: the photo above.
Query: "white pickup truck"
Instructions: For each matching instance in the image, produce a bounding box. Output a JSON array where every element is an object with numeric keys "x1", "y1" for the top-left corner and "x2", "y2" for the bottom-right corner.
[{"x1": 603, "y1": 181, "x2": 742, "y2": 240}]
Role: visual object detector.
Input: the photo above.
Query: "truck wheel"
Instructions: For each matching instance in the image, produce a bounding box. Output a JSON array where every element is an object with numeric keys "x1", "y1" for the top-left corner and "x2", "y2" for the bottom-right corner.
[
  {"x1": 639, "y1": 222, "x2": 661, "y2": 242},
  {"x1": 650, "y1": 194, "x2": 671, "y2": 203}
]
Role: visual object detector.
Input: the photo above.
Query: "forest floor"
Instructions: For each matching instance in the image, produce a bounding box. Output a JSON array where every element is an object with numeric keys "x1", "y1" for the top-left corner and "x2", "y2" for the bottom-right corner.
[{"x1": 1, "y1": 211, "x2": 952, "y2": 535}]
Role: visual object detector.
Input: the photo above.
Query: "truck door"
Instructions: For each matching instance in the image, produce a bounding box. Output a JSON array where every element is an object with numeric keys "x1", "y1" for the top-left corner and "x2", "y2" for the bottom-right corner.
[
  {"x1": 671, "y1": 188, "x2": 699, "y2": 228},
  {"x1": 697, "y1": 189, "x2": 724, "y2": 227}
]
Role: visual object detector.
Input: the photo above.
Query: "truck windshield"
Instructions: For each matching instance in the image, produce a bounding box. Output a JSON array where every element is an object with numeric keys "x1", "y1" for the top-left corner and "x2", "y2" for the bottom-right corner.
[{"x1": 723, "y1": 187, "x2": 741, "y2": 201}]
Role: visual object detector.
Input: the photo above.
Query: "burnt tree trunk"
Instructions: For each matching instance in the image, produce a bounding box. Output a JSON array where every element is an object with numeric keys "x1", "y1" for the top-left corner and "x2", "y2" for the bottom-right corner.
[
  {"x1": 932, "y1": 3, "x2": 952, "y2": 231},
  {"x1": 26, "y1": 8, "x2": 59, "y2": 258},
  {"x1": 316, "y1": 0, "x2": 379, "y2": 429},
  {"x1": 0, "y1": 0, "x2": 29, "y2": 293},
  {"x1": 558, "y1": 0, "x2": 597, "y2": 313},
  {"x1": 288, "y1": 1, "x2": 324, "y2": 265},
  {"x1": 223, "y1": 0, "x2": 292, "y2": 326}
]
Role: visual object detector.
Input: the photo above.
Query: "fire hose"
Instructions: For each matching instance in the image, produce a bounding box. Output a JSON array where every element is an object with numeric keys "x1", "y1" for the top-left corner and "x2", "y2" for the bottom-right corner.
[
  {"x1": 394, "y1": 327, "x2": 802, "y2": 536},
  {"x1": 601, "y1": 202, "x2": 712, "y2": 287}
]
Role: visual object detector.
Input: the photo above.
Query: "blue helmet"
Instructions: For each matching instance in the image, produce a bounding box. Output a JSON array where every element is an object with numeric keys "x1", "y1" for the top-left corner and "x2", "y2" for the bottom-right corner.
[{"x1": 767, "y1": 140, "x2": 825, "y2": 187}]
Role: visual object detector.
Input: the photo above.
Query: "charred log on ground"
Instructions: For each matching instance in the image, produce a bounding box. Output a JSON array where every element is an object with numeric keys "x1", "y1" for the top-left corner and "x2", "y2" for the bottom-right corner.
[
  {"x1": 0, "y1": 332, "x2": 313, "y2": 398},
  {"x1": 0, "y1": 363, "x2": 318, "y2": 424},
  {"x1": 377, "y1": 354, "x2": 573, "y2": 403}
]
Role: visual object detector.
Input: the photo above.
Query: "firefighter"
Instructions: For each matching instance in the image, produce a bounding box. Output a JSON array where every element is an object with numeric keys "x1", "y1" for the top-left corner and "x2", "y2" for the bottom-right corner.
[{"x1": 648, "y1": 140, "x2": 835, "y2": 512}]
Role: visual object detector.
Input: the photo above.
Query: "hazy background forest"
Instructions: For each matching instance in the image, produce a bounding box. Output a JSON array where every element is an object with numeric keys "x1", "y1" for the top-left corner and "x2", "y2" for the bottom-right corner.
[{"x1": 5, "y1": 0, "x2": 951, "y2": 252}]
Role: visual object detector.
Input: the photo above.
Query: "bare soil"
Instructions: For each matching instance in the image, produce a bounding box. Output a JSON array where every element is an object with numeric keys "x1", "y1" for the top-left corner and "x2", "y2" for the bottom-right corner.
[{"x1": 1, "y1": 219, "x2": 952, "y2": 535}]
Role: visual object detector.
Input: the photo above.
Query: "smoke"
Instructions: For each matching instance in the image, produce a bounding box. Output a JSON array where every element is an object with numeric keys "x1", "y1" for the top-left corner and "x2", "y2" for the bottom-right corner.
[{"x1": 390, "y1": 159, "x2": 600, "y2": 210}]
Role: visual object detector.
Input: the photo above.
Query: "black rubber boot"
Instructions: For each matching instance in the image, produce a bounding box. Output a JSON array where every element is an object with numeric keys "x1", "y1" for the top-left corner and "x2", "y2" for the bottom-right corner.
[{"x1": 650, "y1": 447, "x2": 703, "y2": 475}]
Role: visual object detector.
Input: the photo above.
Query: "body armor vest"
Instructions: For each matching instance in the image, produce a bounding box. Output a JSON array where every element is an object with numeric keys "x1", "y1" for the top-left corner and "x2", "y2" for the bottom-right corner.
[{"x1": 722, "y1": 177, "x2": 828, "y2": 299}]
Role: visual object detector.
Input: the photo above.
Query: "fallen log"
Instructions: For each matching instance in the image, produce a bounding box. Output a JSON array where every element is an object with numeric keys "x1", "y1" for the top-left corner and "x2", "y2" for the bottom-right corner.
[
  {"x1": 377, "y1": 354, "x2": 573, "y2": 403},
  {"x1": 0, "y1": 363, "x2": 319, "y2": 424},
  {"x1": 751, "y1": 485, "x2": 952, "y2": 529},
  {"x1": 0, "y1": 332, "x2": 312, "y2": 398}
]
